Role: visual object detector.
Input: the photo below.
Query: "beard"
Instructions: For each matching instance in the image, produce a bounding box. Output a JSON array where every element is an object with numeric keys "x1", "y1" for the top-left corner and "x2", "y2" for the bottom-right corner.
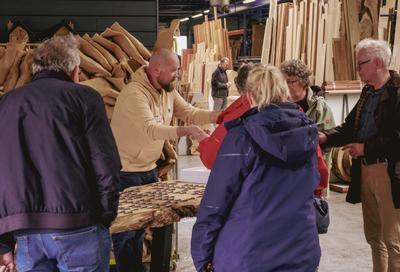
[{"x1": 160, "y1": 79, "x2": 176, "y2": 92}]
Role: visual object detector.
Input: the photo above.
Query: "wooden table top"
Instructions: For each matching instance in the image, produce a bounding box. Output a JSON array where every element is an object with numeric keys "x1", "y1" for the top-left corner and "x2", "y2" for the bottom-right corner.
[{"x1": 110, "y1": 180, "x2": 205, "y2": 233}]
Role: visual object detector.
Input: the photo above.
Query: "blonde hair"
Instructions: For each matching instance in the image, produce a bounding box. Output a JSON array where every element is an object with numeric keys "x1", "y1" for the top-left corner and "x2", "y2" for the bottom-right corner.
[{"x1": 246, "y1": 64, "x2": 290, "y2": 110}]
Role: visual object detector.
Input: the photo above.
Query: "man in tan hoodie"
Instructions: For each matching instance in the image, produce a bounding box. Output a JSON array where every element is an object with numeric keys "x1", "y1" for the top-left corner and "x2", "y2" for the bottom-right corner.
[{"x1": 110, "y1": 48, "x2": 219, "y2": 272}]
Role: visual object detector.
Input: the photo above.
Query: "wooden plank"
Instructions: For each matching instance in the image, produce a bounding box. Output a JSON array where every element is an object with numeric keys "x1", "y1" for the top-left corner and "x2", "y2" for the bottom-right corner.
[
  {"x1": 332, "y1": 37, "x2": 352, "y2": 80},
  {"x1": 269, "y1": 0, "x2": 278, "y2": 66},
  {"x1": 292, "y1": 0, "x2": 298, "y2": 59},
  {"x1": 286, "y1": 7, "x2": 293, "y2": 61},
  {"x1": 310, "y1": 0, "x2": 319, "y2": 74},
  {"x1": 378, "y1": 7, "x2": 389, "y2": 41},
  {"x1": 390, "y1": 0, "x2": 400, "y2": 71},
  {"x1": 275, "y1": 4, "x2": 285, "y2": 64},
  {"x1": 294, "y1": 24, "x2": 303, "y2": 61},
  {"x1": 251, "y1": 24, "x2": 265, "y2": 56},
  {"x1": 330, "y1": 182, "x2": 349, "y2": 193},
  {"x1": 324, "y1": 0, "x2": 341, "y2": 82},
  {"x1": 315, "y1": 4, "x2": 326, "y2": 86},
  {"x1": 307, "y1": 0, "x2": 314, "y2": 68},
  {"x1": 344, "y1": 0, "x2": 360, "y2": 79},
  {"x1": 261, "y1": 17, "x2": 273, "y2": 64},
  {"x1": 300, "y1": 0, "x2": 308, "y2": 63}
]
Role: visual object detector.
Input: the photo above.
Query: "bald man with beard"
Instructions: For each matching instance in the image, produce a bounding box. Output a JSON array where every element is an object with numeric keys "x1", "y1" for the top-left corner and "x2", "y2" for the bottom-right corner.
[{"x1": 110, "y1": 48, "x2": 219, "y2": 272}]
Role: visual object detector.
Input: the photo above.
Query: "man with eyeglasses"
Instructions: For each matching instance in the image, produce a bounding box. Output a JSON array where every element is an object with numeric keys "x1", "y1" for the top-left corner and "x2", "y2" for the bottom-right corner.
[{"x1": 319, "y1": 38, "x2": 400, "y2": 271}]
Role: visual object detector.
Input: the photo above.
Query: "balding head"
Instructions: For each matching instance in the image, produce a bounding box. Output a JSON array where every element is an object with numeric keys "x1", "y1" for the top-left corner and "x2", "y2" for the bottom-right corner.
[
  {"x1": 149, "y1": 48, "x2": 179, "y2": 67},
  {"x1": 147, "y1": 48, "x2": 180, "y2": 92}
]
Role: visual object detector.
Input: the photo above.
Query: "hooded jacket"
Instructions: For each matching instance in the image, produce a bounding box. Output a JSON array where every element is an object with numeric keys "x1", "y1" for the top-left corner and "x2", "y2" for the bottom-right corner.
[
  {"x1": 191, "y1": 103, "x2": 321, "y2": 272},
  {"x1": 0, "y1": 70, "x2": 121, "y2": 253},
  {"x1": 111, "y1": 66, "x2": 213, "y2": 172}
]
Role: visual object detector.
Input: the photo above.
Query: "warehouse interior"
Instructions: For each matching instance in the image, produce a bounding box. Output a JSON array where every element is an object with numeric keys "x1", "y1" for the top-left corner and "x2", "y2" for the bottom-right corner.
[{"x1": 0, "y1": 0, "x2": 398, "y2": 271}]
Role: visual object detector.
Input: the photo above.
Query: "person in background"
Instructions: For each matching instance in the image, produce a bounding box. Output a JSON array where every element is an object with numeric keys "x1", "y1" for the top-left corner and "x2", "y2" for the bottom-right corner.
[
  {"x1": 211, "y1": 57, "x2": 231, "y2": 110},
  {"x1": 280, "y1": 59, "x2": 336, "y2": 179},
  {"x1": 111, "y1": 48, "x2": 220, "y2": 272},
  {"x1": 191, "y1": 65, "x2": 321, "y2": 272},
  {"x1": 0, "y1": 34, "x2": 120, "y2": 271},
  {"x1": 319, "y1": 38, "x2": 400, "y2": 271},
  {"x1": 198, "y1": 63, "x2": 253, "y2": 169}
]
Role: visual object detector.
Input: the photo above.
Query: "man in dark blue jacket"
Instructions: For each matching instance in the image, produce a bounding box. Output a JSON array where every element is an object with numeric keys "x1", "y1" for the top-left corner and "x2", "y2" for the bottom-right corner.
[{"x1": 0, "y1": 34, "x2": 121, "y2": 271}]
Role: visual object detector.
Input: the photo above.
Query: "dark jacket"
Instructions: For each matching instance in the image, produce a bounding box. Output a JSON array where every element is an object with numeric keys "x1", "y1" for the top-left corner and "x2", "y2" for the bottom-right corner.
[
  {"x1": 0, "y1": 70, "x2": 121, "y2": 253},
  {"x1": 323, "y1": 70, "x2": 400, "y2": 207},
  {"x1": 191, "y1": 103, "x2": 321, "y2": 272},
  {"x1": 211, "y1": 66, "x2": 229, "y2": 98}
]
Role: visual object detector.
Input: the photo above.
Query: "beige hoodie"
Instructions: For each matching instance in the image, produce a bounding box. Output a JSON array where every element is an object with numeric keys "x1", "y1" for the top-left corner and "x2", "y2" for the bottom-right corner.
[{"x1": 111, "y1": 66, "x2": 212, "y2": 172}]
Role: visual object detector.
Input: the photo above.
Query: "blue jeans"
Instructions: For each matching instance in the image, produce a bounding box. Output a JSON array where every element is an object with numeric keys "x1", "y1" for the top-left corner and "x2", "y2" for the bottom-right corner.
[
  {"x1": 112, "y1": 169, "x2": 158, "y2": 272},
  {"x1": 14, "y1": 224, "x2": 111, "y2": 272}
]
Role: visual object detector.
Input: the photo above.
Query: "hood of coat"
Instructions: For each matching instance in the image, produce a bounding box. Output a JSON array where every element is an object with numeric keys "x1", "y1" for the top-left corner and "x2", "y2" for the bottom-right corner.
[{"x1": 225, "y1": 102, "x2": 318, "y2": 167}]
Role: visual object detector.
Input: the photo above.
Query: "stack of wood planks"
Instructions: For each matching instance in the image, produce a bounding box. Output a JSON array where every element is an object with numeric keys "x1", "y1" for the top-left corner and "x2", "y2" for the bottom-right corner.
[
  {"x1": 261, "y1": 0, "x2": 342, "y2": 85},
  {"x1": 260, "y1": 0, "x2": 385, "y2": 86},
  {"x1": 0, "y1": 22, "x2": 151, "y2": 121},
  {"x1": 380, "y1": 0, "x2": 400, "y2": 72},
  {"x1": 181, "y1": 10, "x2": 232, "y2": 100}
]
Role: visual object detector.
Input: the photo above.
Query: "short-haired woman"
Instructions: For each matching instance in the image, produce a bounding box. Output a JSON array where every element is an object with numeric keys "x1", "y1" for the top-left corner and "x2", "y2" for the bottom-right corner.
[{"x1": 280, "y1": 59, "x2": 336, "y2": 179}]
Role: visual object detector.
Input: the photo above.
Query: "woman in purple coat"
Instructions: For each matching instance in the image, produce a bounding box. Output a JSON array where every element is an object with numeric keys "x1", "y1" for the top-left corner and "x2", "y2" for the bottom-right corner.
[{"x1": 191, "y1": 65, "x2": 321, "y2": 272}]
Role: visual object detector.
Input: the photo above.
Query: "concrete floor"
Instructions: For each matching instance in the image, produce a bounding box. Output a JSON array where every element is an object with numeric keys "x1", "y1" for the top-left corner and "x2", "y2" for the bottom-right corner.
[{"x1": 174, "y1": 155, "x2": 373, "y2": 272}]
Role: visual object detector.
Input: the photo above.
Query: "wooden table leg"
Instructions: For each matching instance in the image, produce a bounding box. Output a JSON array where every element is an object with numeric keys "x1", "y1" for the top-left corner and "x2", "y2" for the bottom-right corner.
[{"x1": 150, "y1": 224, "x2": 173, "y2": 272}]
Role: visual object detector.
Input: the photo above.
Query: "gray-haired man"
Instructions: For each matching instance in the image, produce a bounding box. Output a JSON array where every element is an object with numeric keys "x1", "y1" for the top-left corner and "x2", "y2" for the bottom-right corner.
[
  {"x1": 320, "y1": 38, "x2": 400, "y2": 271},
  {"x1": 0, "y1": 34, "x2": 121, "y2": 271}
]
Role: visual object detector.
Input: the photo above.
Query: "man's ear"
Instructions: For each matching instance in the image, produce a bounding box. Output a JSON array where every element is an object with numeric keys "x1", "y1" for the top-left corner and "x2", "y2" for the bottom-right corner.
[
  {"x1": 154, "y1": 63, "x2": 162, "y2": 76},
  {"x1": 70, "y1": 65, "x2": 80, "y2": 83},
  {"x1": 374, "y1": 58, "x2": 386, "y2": 70}
]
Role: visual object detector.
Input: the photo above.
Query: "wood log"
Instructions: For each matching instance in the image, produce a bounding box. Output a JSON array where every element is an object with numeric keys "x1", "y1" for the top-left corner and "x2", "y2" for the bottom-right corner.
[
  {"x1": 3, "y1": 50, "x2": 26, "y2": 92},
  {"x1": 82, "y1": 34, "x2": 119, "y2": 68},
  {"x1": 0, "y1": 43, "x2": 25, "y2": 86},
  {"x1": 110, "y1": 22, "x2": 151, "y2": 60},
  {"x1": 101, "y1": 28, "x2": 146, "y2": 65},
  {"x1": 15, "y1": 49, "x2": 33, "y2": 88},
  {"x1": 92, "y1": 33, "x2": 129, "y2": 62},
  {"x1": 79, "y1": 51, "x2": 112, "y2": 77},
  {"x1": 77, "y1": 35, "x2": 113, "y2": 72}
]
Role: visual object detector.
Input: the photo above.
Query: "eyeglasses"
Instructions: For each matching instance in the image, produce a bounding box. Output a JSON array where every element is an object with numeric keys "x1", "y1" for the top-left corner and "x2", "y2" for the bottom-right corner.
[
  {"x1": 356, "y1": 59, "x2": 371, "y2": 70},
  {"x1": 286, "y1": 79, "x2": 299, "y2": 85}
]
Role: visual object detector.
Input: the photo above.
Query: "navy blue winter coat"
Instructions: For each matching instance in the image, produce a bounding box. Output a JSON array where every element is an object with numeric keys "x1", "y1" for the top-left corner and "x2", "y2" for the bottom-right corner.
[
  {"x1": 0, "y1": 70, "x2": 121, "y2": 253},
  {"x1": 191, "y1": 103, "x2": 321, "y2": 272}
]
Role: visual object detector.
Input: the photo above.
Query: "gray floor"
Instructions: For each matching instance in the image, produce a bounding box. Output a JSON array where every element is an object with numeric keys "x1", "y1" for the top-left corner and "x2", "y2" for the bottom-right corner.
[{"x1": 174, "y1": 155, "x2": 372, "y2": 272}]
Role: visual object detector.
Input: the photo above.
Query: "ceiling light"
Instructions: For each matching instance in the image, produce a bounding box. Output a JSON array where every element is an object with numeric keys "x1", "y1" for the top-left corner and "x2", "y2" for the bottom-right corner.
[
  {"x1": 191, "y1": 13, "x2": 203, "y2": 18},
  {"x1": 203, "y1": 10, "x2": 210, "y2": 13},
  {"x1": 243, "y1": 0, "x2": 255, "y2": 3},
  {"x1": 180, "y1": 17, "x2": 189, "y2": 22}
]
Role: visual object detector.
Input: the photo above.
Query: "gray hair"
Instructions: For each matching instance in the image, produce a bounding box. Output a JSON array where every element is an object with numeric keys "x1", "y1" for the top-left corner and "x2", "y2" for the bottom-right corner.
[
  {"x1": 32, "y1": 34, "x2": 80, "y2": 75},
  {"x1": 356, "y1": 38, "x2": 392, "y2": 68},
  {"x1": 246, "y1": 64, "x2": 290, "y2": 110},
  {"x1": 279, "y1": 59, "x2": 311, "y2": 87}
]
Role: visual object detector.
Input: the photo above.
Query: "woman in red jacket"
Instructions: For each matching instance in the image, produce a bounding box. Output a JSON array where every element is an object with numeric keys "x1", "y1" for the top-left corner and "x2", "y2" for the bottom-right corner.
[{"x1": 198, "y1": 63, "x2": 328, "y2": 197}]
